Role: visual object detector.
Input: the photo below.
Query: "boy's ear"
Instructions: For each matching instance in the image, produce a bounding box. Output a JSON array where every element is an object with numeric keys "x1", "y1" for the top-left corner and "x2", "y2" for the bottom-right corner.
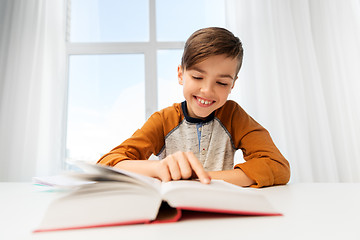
[
  {"x1": 230, "y1": 76, "x2": 238, "y2": 91},
  {"x1": 177, "y1": 65, "x2": 184, "y2": 85}
]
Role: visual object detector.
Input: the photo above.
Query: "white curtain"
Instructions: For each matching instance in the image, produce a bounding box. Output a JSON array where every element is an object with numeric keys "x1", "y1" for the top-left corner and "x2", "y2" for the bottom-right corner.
[
  {"x1": 226, "y1": 0, "x2": 360, "y2": 183},
  {"x1": 0, "y1": 0, "x2": 66, "y2": 181}
]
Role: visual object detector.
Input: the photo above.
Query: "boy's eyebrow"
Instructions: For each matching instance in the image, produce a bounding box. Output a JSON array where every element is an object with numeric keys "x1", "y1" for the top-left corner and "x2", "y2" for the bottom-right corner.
[
  {"x1": 190, "y1": 67, "x2": 235, "y2": 80},
  {"x1": 218, "y1": 74, "x2": 235, "y2": 80}
]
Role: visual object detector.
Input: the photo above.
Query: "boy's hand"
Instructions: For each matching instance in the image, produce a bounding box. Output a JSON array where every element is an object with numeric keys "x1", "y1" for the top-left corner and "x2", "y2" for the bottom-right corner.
[{"x1": 155, "y1": 152, "x2": 211, "y2": 184}]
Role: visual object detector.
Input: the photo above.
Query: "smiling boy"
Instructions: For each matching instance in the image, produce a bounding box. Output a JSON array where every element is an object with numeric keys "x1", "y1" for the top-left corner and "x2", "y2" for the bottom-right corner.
[{"x1": 97, "y1": 27, "x2": 290, "y2": 187}]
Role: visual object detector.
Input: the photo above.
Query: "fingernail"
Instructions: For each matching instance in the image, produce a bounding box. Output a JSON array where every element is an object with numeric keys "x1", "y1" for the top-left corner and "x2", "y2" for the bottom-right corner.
[{"x1": 203, "y1": 178, "x2": 211, "y2": 184}]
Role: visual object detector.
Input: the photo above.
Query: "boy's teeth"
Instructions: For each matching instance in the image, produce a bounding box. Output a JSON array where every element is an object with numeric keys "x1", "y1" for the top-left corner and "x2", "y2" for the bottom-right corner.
[{"x1": 198, "y1": 98, "x2": 211, "y2": 105}]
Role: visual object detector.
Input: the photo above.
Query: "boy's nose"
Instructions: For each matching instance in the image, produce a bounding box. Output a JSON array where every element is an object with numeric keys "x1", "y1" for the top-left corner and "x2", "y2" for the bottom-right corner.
[{"x1": 200, "y1": 82, "x2": 214, "y2": 95}]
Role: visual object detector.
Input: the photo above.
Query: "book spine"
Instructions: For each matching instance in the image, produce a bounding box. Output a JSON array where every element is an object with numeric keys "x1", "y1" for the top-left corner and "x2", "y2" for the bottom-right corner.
[
  {"x1": 178, "y1": 206, "x2": 283, "y2": 216},
  {"x1": 150, "y1": 208, "x2": 182, "y2": 224}
]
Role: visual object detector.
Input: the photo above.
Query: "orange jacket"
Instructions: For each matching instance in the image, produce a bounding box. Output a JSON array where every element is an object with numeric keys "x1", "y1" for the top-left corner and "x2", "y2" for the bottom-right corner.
[{"x1": 98, "y1": 100, "x2": 290, "y2": 187}]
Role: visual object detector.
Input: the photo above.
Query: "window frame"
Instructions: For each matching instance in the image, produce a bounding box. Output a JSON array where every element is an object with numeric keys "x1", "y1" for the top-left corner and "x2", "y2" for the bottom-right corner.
[{"x1": 65, "y1": 0, "x2": 185, "y2": 120}]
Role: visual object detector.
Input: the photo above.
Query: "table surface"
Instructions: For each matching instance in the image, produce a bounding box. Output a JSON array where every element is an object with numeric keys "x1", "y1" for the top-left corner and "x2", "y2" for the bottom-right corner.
[{"x1": 0, "y1": 182, "x2": 360, "y2": 240}]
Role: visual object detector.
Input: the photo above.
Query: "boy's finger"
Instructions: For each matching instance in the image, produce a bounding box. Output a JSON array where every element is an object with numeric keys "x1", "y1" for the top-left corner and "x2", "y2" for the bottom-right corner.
[
  {"x1": 176, "y1": 153, "x2": 193, "y2": 179},
  {"x1": 157, "y1": 159, "x2": 172, "y2": 182},
  {"x1": 185, "y1": 152, "x2": 211, "y2": 184},
  {"x1": 166, "y1": 155, "x2": 182, "y2": 180}
]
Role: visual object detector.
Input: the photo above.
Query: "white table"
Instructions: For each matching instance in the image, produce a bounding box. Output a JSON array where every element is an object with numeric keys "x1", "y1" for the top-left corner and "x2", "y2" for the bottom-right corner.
[{"x1": 1, "y1": 182, "x2": 359, "y2": 240}]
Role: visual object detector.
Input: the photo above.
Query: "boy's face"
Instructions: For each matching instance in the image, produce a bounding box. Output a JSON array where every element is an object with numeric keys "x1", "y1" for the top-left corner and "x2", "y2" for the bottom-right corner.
[{"x1": 178, "y1": 54, "x2": 238, "y2": 119}]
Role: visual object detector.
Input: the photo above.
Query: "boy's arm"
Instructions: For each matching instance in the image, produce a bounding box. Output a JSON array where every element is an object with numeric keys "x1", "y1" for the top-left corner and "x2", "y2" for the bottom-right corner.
[
  {"x1": 208, "y1": 169, "x2": 255, "y2": 187},
  {"x1": 235, "y1": 126, "x2": 290, "y2": 188},
  {"x1": 219, "y1": 101, "x2": 290, "y2": 188}
]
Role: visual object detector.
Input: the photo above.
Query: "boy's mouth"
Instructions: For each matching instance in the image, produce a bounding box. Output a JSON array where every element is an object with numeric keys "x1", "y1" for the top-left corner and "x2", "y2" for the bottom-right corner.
[{"x1": 195, "y1": 96, "x2": 215, "y2": 106}]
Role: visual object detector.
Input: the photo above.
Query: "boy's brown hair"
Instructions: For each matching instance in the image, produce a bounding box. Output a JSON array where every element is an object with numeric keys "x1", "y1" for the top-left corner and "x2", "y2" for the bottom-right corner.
[{"x1": 181, "y1": 27, "x2": 244, "y2": 77}]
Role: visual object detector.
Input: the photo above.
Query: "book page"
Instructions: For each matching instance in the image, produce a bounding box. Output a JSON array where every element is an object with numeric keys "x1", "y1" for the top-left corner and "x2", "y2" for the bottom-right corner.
[
  {"x1": 32, "y1": 175, "x2": 96, "y2": 188},
  {"x1": 160, "y1": 179, "x2": 244, "y2": 195},
  {"x1": 160, "y1": 180, "x2": 280, "y2": 215},
  {"x1": 72, "y1": 161, "x2": 162, "y2": 192}
]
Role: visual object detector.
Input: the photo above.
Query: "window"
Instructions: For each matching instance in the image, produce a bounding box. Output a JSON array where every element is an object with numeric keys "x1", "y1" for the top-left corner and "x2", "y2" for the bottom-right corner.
[
  {"x1": 66, "y1": 0, "x2": 226, "y2": 162},
  {"x1": 67, "y1": 54, "x2": 145, "y2": 160}
]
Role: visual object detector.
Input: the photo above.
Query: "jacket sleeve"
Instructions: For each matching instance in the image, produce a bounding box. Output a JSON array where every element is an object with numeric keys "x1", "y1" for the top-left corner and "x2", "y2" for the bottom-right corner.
[
  {"x1": 223, "y1": 101, "x2": 290, "y2": 187},
  {"x1": 97, "y1": 111, "x2": 166, "y2": 166}
]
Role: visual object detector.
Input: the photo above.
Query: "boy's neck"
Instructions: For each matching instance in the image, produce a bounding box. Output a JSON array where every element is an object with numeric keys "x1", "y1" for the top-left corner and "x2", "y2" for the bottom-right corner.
[{"x1": 181, "y1": 101, "x2": 215, "y2": 124}]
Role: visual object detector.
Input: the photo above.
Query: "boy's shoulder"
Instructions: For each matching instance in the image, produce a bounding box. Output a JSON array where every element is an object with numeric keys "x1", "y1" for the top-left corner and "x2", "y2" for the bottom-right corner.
[
  {"x1": 152, "y1": 102, "x2": 184, "y2": 122},
  {"x1": 223, "y1": 100, "x2": 240, "y2": 108},
  {"x1": 158, "y1": 102, "x2": 182, "y2": 115},
  {"x1": 215, "y1": 100, "x2": 252, "y2": 125},
  {"x1": 216, "y1": 100, "x2": 245, "y2": 116}
]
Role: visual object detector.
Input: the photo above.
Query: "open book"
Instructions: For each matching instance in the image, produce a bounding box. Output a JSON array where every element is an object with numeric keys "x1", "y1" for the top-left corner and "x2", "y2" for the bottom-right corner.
[{"x1": 33, "y1": 162, "x2": 281, "y2": 233}]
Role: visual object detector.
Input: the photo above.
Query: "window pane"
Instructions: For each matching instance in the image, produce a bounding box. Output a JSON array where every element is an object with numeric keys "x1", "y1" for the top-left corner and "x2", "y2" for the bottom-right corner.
[
  {"x1": 70, "y1": 0, "x2": 149, "y2": 42},
  {"x1": 67, "y1": 54, "x2": 145, "y2": 162},
  {"x1": 157, "y1": 50, "x2": 184, "y2": 109},
  {"x1": 156, "y1": 0, "x2": 226, "y2": 41}
]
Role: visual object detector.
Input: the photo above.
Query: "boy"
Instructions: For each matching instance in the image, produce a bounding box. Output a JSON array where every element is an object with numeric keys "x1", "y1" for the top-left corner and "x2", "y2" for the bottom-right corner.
[{"x1": 97, "y1": 27, "x2": 290, "y2": 187}]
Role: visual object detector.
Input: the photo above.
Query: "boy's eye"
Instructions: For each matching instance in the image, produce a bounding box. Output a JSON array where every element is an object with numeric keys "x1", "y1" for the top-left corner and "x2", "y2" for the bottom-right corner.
[
  {"x1": 217, "y1": 81, "x2": 228, "y2": 86},
  {"x1": 192, "y1": 76, "x2": 203, "y2": 80}
]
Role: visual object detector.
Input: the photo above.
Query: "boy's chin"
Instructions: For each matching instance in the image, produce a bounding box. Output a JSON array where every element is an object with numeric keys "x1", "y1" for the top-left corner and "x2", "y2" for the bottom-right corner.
[{"x1": 192, "y1": 109, "x2": 213, "y2": 119}]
